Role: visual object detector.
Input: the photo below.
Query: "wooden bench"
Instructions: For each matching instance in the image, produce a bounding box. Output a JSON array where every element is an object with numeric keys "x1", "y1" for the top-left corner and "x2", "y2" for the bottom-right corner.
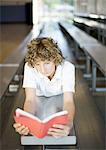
[
  {"x1": 0, "y1": 23, "x2": 43, "y2": 101},
  {"x1": 74, "y1": 13, "x2": 106, "y2": 24},
  {"x1": 73, "y1": 17, "x2": 106, "y2": 45},
  {"x1": 21, "y1": 127, "x2": 77, "y2": 150},
  {"x1": 59, "y1": 21, "x2": 106, "y2": 93}
]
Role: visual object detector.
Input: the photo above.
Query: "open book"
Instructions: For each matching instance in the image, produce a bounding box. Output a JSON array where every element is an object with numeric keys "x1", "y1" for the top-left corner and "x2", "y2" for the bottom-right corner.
[{"x1": 14, "y1": 108, "x2": 68, "y2": 138}]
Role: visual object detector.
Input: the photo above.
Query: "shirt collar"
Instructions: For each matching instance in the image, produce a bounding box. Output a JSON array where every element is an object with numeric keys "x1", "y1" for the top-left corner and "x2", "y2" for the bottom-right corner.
[{"x1": 52, "y1": 64, "x2": 62, "y2": 80}]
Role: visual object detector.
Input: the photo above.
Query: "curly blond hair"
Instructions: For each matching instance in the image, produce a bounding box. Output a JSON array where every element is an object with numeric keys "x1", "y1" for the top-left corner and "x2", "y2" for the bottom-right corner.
[{"x1": 25, "y1": 37, "x2": 64, "y2": 67}]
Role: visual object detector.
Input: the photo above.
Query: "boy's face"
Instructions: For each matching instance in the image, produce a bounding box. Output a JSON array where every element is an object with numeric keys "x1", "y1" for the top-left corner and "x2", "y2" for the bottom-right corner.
[{"x1": 34, "y1": 60, "x2": 56, "y2": 79}]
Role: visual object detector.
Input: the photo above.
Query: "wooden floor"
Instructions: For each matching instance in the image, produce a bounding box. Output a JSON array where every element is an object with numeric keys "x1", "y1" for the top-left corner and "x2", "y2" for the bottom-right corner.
[
  {"x1": 0, "y1": 22, "x2": 105, "y2": 150},
  {"x1": 0, "y1": 24, "x2": 32, "y2": 63}
]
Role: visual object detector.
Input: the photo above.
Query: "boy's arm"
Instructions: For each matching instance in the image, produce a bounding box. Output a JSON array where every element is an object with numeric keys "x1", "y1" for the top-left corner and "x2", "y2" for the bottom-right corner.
[
  {"x1": 48, "y1": 92, "x2": 75, "y2": 137},
  {"x1": 23, "y1": 88, "x2": 38, "y2": 115},
  {"x1": 13, "y1": 88, "x2": 37, "y2": 135},
  {"x1": 63, "y1": 91, "x2": 75, "y2": 127}
]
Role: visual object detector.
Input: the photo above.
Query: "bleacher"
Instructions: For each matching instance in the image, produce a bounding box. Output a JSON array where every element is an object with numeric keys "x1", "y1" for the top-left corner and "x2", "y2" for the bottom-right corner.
[
  {"x1": 73, "y1": 17, "x2": 106, "y2": 45},
  {"x1": 0, "y1": 24, "x2": 43, "y2": 101},
  {"x1": 59, "y1": 21, "x2": 106, "y2": 93}
]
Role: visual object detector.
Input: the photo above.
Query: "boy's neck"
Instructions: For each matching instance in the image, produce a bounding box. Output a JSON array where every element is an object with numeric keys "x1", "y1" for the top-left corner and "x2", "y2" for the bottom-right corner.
[{"x1": 48, "y1": 66, "x2": 56, "y2": 80}]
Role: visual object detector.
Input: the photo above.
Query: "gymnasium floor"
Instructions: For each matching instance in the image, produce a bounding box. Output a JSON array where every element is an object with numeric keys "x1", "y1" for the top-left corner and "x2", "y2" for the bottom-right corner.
[
  {"x1": 0, "y1": 24, "x2": 32, "y2": 63},
  {"x1": 0, "y1": 22, "x2": 105, "y2": 150}
]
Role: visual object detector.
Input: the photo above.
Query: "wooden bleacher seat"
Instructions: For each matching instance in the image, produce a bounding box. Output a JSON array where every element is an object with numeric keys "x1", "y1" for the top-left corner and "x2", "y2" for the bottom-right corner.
[
  {"x1": 21, "y1": 127, "x2": 77, "y2": 150},
  {"x1": 73, "y1": 17, "x2": 106, "y2": 45},
  {"x1": 0, "y1": 23, "x2": 43, "y2": 100},
  {"x1": 59, "y1": 21, "x2": 106, "y2": 93}
]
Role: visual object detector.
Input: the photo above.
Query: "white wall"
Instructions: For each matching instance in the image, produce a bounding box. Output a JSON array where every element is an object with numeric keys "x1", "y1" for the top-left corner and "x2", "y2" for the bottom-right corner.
[
  {"x1": 74, "y1": 0, "x2": 88, "y2": 14},
  {"x1": 74, "y1": 0, "x2": 106, "y2": 15},
  {"x1": 97, "y1": 0, "x2": 106, "y2": 15},
  {"x1": 87, "y1": 0, "x2": 97, "y2": 14}
]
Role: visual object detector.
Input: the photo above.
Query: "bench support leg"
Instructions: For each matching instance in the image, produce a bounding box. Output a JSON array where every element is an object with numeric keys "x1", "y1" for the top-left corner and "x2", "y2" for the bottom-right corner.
[
  {"x1": 43, "y1": 145, "x2": 45, "y2": 150},
  {"x1": 92, "y1": 61, "x2": 97, "y2": 91},
  {"x1": 91, "y1": 61, "x2": 106, "y2": 92},
  {"x1": 84, "y1": 55, "x2": 92, "y2": 78},
  {"x1": 102, "y1": 30, "x2": 106, "y2": 45}
]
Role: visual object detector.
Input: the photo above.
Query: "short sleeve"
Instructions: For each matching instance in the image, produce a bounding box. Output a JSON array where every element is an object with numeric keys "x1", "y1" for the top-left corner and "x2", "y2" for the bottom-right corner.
[
  {"x1": 62, "y1": 62, "x2": 75, "y2": 93},
  {"x1": 23, "y1": 63, "x2": 37, "y2": 88}
]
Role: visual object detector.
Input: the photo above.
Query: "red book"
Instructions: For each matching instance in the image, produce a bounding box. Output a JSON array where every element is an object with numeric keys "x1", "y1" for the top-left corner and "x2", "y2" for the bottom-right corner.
[{"x1": 14, "y1": 108, "x2": 68, "y2": 138}]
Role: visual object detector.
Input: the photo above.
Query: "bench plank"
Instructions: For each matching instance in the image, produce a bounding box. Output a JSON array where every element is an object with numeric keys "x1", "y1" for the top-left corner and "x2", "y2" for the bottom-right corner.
[
  {"x1": 59, "y1": 22, "x2": 98, "y2": 48},
  {"x1": 59, "y1": 21, "x2": 106, "y2": 74},
  {"x1": 21, "y1": 135, "x2": 76, "y2": 145},
  {"x1": 0, "y1": 24, "x2": 43, "y2": 100},
  {"x1": 83, "y1": 44, "x2": 106, "y2": 74},
  {"x1": 74, "y1": 17, "x2": 106, "y2": 30},
  {"x1": 21, "y1": 128, "x2": 76, "y2": 145}
]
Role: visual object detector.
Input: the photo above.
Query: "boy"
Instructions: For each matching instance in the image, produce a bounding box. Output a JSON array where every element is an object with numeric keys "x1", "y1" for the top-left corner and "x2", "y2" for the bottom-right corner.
[{"x1": 13, "y1": 37, "x2": 75, "y2": 138}]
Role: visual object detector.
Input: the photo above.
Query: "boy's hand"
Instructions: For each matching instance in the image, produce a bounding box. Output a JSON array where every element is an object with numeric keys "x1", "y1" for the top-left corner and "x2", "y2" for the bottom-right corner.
[
  {"x1": 13, "y1": 123, "x2": 29, "y2": 135},
  {"x1": 48, "y1": 124, "x2": 71, "y2": 138}
]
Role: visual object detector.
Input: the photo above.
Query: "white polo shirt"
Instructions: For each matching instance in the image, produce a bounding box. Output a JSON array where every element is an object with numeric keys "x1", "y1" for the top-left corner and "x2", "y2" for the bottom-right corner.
[{"x1": 23, "y1": 60, "x2": 75, "y2": 97}]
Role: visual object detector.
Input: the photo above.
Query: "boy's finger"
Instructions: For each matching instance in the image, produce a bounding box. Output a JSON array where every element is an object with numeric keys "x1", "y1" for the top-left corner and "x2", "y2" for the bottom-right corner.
[
  {"x1": 53, "y1": 124, "x2": 65, "y2": 129},
  {"x1": 20, "y1": 127, "x2": 29, "y2": 135},
  {"x1": 13, "y1": 123, "x2": 21, "y2": 128},
  {"x1": 48, "y1": 130, "x2": 65, "y2": 137},
  {"x1": 15, "y1": 125, "x2": 26, "y2": 133},
  {"x1": 49, "y1": 128, "x2": 64, "y2": 134}
]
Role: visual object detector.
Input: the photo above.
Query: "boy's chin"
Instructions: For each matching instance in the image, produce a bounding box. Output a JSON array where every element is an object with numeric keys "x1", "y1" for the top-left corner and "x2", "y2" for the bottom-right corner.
[
  {"x1": 43, "y1": 73, "x2": 50, "y2": 77},
  {"x1": 44, "y1": 73, "x2": 50, "y2": 76}
]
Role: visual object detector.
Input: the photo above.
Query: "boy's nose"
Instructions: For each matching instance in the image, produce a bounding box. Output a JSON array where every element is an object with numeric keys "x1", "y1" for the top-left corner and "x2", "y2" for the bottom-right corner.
[{"x1": 40, "y1": 65, "x2": 45, "y2": 74}]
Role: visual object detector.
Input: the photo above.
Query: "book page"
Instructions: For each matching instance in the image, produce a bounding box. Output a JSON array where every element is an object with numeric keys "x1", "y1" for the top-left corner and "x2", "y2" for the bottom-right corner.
[
  {"x1": 16, "y1": 108, "x2": 41, "y2": 122},
  {"x1": 42, "y1": 110, "x2": 68, "y2": 123}
]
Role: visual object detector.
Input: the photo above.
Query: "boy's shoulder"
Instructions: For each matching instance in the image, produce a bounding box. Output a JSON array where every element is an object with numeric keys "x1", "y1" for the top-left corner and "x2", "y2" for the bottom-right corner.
[
  {"x1": 62, "y1": 60, "x2": 75, "y2": 69},
  {"x1": 25, "y1": 62, "x2": 30, "y2": 68},
  {"x1": 25, "y1": 62, "x2": 31, "y2": 67},
  {"x1": 25, "y1": 63, "x2": 37, "y2": 73},
  {"x1": 25, "y1": 63, "x2": 34, "y2": 70}
]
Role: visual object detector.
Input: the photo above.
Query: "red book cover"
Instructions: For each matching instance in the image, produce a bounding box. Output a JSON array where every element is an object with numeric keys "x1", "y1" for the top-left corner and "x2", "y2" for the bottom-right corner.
[{"x1": 14, "y1": 108, "x2": 68, "y2": 138}]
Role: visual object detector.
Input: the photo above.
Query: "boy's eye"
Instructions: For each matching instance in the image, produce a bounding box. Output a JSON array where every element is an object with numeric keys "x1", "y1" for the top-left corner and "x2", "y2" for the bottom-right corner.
[
  {"x1": 45, "y1": 61, "x2": 50, "y2": 64},
  {"x1": 36, "y1": 64, "x2": 40, "y2": 66}
]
